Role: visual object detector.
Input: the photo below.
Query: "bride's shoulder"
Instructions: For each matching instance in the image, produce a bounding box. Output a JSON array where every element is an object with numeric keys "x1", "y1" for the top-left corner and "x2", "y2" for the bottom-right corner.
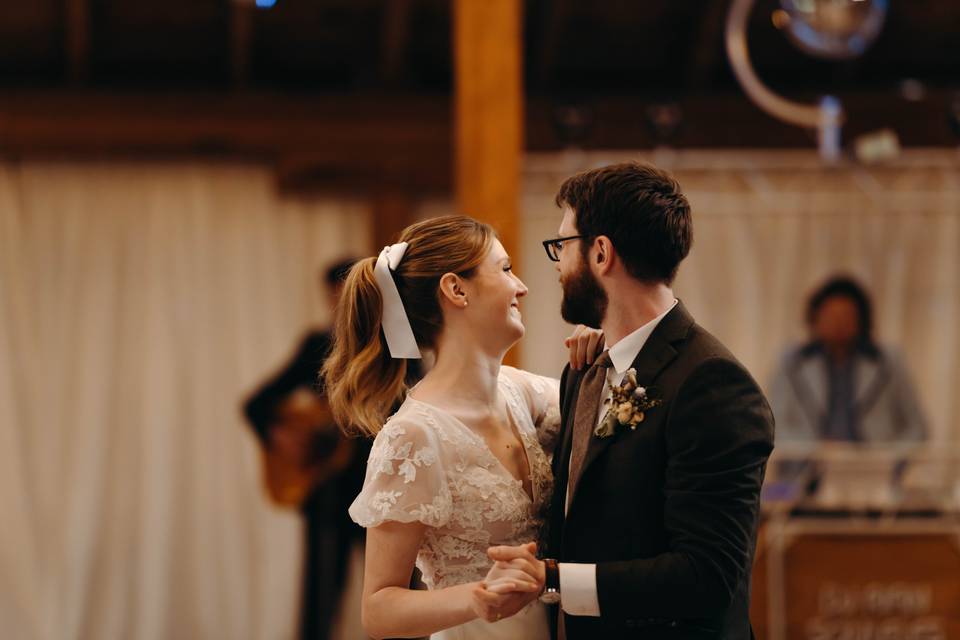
[
  {"x1": 499, "y1": 367, "x2": 561, "y2": 442},
  {"x1": 498, "y1": 365, "x2": 527, "y2": 390},
  {"x1": 373, "y1": 400, "x2": 446, "y2": 446},
  {"x1": 500, "y1": 366, "x2": 556, "y2": 402}
]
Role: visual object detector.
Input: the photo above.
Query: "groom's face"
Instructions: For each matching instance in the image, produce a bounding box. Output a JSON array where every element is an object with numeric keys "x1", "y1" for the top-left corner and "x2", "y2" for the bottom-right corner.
[{"x1": 556, "y1": 208, "x2": 607, "y2": 329}]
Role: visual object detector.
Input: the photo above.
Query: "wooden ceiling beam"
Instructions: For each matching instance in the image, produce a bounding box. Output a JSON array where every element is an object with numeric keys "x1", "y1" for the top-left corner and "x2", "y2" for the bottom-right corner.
[
  {"x1": 526, "y1": 92, "x2": 959, "y2": 151},
  {"x1": 380, "y1": 0, "x2": 412, "y2": 87},
  {"x1": 529, "y1": 0, "x2": 570, "y2": 89},
  {"x1": 64, "y1": 0, "x2": 90, "y2": 85},
  {"x1": 230, "y1": 2, "x2": 254, "y2": 88},
  {"x1": 0, "y1": 91, "x2": 955, "y2": 195},
  {"x1": 0, "y1": 92, "x2": 451, "y2": 156},
  {"x1": 683, "y1": 0, "x2": 728, "y2": 90},
  {"x1": 2, "y1": 91, "x2": 953, "y2": 153}
]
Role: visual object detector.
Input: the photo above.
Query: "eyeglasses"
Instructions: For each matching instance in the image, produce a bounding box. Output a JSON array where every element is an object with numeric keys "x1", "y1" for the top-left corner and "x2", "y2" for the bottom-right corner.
[{"x1": 541, "y1": 235, "x2": 586, "y2": 262}]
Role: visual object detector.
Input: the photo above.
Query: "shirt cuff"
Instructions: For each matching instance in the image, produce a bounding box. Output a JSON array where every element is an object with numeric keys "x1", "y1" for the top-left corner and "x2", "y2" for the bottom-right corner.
[{"x1": 558, "y1": 563, "x2": 600, "y2": 616}]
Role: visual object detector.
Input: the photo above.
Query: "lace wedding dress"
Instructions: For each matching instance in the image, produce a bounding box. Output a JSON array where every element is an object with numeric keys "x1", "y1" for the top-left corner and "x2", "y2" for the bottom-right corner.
[{"x1": 349, "y1": 366, "x2": 560, "y2": 640}]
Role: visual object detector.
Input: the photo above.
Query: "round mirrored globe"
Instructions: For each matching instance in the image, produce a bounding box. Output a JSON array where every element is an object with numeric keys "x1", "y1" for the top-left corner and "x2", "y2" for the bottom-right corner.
[{"x1": 779, "y1": 0, "x2": 888, "y2": 59}]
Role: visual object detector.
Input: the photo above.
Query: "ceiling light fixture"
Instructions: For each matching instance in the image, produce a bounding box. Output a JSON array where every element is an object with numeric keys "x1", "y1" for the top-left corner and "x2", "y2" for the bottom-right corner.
[{"x1": 726, "y1": 0, "x2": 889, "y2": 162}]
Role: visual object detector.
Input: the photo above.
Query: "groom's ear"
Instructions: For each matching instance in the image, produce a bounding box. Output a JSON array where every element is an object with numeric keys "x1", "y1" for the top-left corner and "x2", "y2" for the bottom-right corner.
[{"x1": 594, "y1": 235, "x2": 615, "y2": 276}]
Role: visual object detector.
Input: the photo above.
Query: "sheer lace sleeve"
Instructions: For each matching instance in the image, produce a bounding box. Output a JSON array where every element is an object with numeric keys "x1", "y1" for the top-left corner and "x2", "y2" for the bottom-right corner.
[
  {"x1": 501, "y1": 366, "x2": 562, "y2": 455},
  {"x1": 348, "y1": 419, "x2": 452, "y2": 529}
]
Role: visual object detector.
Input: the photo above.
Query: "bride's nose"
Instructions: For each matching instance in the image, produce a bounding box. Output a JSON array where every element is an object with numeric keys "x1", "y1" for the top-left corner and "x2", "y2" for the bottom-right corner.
[{"x1": 515, "y1": 278, "x2": 529, "y2": 297}]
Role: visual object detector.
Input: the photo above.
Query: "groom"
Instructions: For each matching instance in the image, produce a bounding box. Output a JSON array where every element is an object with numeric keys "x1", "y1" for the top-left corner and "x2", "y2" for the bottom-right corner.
[{"x1": 489, "y1": 163, "x2": 774, "y2": 638}]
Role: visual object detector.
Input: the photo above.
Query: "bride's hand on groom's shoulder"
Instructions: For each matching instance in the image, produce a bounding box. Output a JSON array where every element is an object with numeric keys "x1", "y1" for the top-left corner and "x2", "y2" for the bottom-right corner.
[{"x1": 565, "y1": 326, "x2": 604, "y2": 371}]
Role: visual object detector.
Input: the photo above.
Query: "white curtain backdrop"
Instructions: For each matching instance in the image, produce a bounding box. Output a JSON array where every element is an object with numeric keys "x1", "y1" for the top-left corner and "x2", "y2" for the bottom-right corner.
[
  {"x1": 519, "y1": 150, "x2": 960, "y2": 444},
  {"x1": 0, "y1": 161, "x2": 370, "y2": 640}
]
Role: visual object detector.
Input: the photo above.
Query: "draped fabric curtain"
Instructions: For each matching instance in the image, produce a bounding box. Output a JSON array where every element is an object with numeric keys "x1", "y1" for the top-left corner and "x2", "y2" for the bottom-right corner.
[
  {"x1": 519, "y1": 150, "x2": 960, "y2": 443},
  {"x1": 0, "y1": 161, "x2": 370, "y2": 640}
]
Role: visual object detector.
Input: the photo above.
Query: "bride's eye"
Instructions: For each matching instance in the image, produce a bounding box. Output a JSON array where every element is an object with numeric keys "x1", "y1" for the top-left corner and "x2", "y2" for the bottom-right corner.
[{"x1": 503, "y1": 264, "x2": 512, "y2": 272}]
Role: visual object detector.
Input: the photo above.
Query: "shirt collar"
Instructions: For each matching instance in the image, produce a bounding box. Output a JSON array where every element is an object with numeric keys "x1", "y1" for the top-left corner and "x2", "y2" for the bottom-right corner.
[{"x1": 605, "y1": 300, "x2": 678, "y2": 375}]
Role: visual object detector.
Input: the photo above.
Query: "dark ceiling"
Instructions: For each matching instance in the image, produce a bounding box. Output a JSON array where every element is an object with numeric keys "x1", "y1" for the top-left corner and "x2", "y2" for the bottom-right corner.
[
  {"x1": 0, "y1": 0, "x2": 957, "y2": 170},
  {"x1": 0, "y1": 0, "x2": 957, "y2": 96}
]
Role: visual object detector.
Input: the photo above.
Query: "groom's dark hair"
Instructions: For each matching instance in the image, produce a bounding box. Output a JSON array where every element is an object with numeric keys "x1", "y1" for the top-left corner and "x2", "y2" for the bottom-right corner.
[{"x1": 556, "y1": 162, "x2": 692, "y2": 285}]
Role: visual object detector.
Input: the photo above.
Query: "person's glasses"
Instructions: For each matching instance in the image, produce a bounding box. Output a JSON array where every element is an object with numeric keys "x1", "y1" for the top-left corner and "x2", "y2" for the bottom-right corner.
[{"x1": 541, "y1": 235, "x2": 585, "y2": 262}]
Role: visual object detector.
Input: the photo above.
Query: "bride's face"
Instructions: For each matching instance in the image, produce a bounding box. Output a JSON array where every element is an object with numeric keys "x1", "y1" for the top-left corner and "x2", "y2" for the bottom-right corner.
[{"x1": 462, "y1": 239, "x2": 529, "y2": 346}]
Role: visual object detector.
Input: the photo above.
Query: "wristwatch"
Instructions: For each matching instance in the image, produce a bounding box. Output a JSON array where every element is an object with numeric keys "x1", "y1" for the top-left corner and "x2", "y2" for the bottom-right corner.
[{"x1": 539, "y1": 558, "x2": 561, "y2": 604}]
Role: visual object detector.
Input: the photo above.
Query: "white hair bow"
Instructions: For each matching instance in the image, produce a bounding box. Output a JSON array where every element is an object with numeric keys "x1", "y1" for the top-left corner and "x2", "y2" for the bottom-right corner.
[{"x1": 373, "y1": 242, "x2": 422, "y2": 359}]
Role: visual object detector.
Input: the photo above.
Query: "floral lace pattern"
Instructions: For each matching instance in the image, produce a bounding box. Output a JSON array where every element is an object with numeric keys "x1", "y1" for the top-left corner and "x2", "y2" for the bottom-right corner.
[{"x1": 349, "y1": 367, "x2": 560, "y2": 589}]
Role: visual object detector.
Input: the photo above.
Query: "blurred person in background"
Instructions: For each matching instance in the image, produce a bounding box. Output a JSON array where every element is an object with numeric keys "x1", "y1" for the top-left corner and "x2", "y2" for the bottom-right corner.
[
  {"x1": 243, "y1": 258, "x2": 369, "y2": 640},
  {"x1": 769, "y1": 275, "x2": 928, "y2": 444}
]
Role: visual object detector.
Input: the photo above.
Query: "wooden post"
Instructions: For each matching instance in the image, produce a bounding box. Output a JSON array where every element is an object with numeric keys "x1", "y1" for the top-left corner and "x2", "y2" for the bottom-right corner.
[
  {"x1": 453, "y1": 0, "x2": 523, "y2": 365},
  {"x1": 371, "y1": 191, "x2": 416, "y2": 255}
]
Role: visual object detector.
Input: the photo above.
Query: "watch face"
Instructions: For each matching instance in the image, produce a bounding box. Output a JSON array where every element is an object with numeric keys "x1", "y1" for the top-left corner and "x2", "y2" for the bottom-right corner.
[{"x1": 539, "y1": 590, "x2": 561, "y2": 605}]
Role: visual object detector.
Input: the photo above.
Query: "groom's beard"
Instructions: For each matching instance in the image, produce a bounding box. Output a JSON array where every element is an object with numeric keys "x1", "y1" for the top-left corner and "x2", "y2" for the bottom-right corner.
[{"x1": 560, "y1": 259, "x2": 607, "y2": 329}]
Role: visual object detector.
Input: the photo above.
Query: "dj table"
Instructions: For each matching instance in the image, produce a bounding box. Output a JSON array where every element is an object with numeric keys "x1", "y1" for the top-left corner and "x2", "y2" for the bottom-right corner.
[{"x1": 752, "y1": 444, "x2": 960, "y2": 640}]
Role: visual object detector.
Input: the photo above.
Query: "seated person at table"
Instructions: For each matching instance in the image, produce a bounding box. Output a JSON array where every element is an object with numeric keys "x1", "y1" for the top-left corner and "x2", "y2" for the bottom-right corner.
[{"x1": 768, "y1": 275, "x2": 927, "y2": 444}]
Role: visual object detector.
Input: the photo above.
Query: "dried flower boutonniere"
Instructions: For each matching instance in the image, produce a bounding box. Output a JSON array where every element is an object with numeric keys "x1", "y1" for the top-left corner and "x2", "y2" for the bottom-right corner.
[{"x1": 594, "y1": 368, "x2": 662, "y2": 439}]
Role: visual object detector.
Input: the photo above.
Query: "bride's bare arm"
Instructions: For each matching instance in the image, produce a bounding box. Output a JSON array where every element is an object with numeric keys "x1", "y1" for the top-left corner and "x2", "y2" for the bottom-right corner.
[
  {"x1": 362, "y1": 521, "x2": 474, "y2": 638},
  {"x1": 363, "y1": 521, "x2": 534, "y2": 638}
]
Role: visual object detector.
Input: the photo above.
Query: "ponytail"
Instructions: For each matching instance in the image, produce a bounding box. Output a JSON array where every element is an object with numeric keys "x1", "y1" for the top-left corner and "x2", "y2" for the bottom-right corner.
[{"x1": 323, "y1": 258, "x2": 408, "y2": 437}]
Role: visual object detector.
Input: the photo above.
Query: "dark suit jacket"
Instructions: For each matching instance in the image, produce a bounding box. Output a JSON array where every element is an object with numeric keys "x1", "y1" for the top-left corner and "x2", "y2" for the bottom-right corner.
[{"x1": 547, "y1": 302, "x2": 775, "y2": 639}]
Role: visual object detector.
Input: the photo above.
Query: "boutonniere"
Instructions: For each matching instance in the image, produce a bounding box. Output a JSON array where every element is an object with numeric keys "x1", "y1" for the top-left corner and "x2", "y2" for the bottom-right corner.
[{"x1": 594, "y1": 368, "x2": 662, "y2": 439}]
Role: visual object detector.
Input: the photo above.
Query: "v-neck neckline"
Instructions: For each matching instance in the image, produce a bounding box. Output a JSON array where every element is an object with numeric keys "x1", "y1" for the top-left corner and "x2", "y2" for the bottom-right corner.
[{"x1": 406, "y1": 385, "x2": 537, "y2": 504}]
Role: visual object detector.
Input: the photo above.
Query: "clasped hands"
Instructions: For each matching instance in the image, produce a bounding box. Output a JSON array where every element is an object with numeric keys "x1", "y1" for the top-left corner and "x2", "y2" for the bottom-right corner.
[{"x1": 469, "y1": 542, "x2": 546, "y2": 623}]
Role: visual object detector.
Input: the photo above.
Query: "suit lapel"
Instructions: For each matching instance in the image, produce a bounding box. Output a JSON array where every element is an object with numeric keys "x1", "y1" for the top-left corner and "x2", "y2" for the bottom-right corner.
[
  {"x1": 853, "y1": 354, "x2": 880, "y2": 407},
  {"x1": 797, "y1": 357, "x2": 828, "y2": 416},
  {"x1": 785, "y1": 355, "x2": 827, "y2": 434},
  {"x1": 549, "y1": 364, "x2": 585, "y2": 551},
  {"x1": 853, "y1": 353, "x2": 890, "y2": 422},
  {"x1": 566, "y1": 302, "x2": 694, "y2": 513}
]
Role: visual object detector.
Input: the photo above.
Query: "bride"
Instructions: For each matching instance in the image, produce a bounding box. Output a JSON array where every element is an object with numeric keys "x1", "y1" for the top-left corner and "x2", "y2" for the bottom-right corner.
[{"x1": 323, "y1": 216, "x2": 601, "y2": 639}]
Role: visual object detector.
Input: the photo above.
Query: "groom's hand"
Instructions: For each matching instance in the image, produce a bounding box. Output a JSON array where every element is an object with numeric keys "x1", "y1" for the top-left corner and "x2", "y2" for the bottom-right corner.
[
  {"x1": 487, "y1": 542, "x2": 546, "y2": 592},
  {"x1": 483, "y1": 559, "x2": 540, "y2": 595},
  {"x1": 469, "y1": 542, "x2": 546, "y2": 622},
  {"x1": 565, "y1": 325, "x2": 605, "y2": 370}
]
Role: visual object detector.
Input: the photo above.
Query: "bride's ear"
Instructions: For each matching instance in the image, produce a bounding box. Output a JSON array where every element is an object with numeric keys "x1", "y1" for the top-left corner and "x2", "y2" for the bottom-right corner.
[{"x1": 438, "y1": 273, "x2": 469, "y2": 309}]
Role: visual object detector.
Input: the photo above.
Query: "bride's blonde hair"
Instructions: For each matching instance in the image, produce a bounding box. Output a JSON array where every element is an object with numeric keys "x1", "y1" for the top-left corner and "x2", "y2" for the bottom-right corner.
[{"x1": 323, "y1": 215, "x2": 495, "y2": 437}]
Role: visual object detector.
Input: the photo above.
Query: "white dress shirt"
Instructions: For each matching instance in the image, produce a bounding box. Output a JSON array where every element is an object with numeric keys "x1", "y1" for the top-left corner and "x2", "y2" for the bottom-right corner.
[{"x1": 559, "y1": 300, "x2": 678, "y2": 616}]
